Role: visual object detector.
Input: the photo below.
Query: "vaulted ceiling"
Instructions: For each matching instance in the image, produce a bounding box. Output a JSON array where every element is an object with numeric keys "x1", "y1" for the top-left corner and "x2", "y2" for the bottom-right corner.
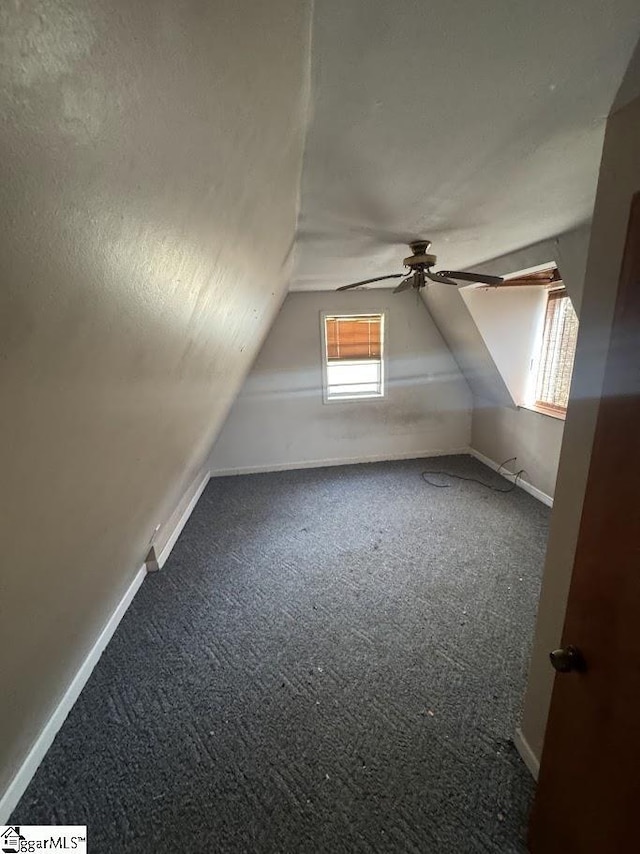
[{"x1": 291, "y1": 0, "x2": 640, "y2": 292}]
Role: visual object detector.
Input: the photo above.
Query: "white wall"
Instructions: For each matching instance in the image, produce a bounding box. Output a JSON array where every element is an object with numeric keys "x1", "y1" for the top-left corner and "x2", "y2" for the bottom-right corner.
[
  {"x1": 422, "y1": 284, "x2": 513, "y2": 407},
  {"x1": 472, "y1": 403, "x2": 564, "y2": 500},
  {"x1": 0, "y1": 0, "x2": 311, "y2": 806},
  {"x1": 520, "y1": 62, "x2": 640, "y2": 768},
  {"x1": 460, "y1": 285, "x2": 548, "y2": 405},
  {"x1": 468, "y1": 229, "x2": 591, "y2": 499},
  {"x1": 210, "y1": 290, "x2": 472, "y2": 473},
  {"x1": 425, "y1": 224, "x2": 591, "y2": 499}
]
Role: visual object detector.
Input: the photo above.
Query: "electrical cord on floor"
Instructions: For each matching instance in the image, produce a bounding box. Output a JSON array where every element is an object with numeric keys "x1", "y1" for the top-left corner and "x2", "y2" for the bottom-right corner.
[{"x1": 421, "y1": 457, "x2": 527, "y2": 493}]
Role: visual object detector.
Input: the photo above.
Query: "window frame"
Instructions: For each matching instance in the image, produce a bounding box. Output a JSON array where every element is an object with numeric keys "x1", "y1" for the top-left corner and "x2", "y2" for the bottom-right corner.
[
  {"x1": 527, "y1": 287, "x2": 578, "y2": 420},
  {"x1": 320, "y1": 311, "x2": 386, "y2": 404}
]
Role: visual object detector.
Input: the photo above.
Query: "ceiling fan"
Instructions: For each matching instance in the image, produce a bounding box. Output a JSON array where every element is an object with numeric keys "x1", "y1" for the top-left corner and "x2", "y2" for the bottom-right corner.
[{"x1": 336, "y1": 240, "x2": 504, "y2": 292}]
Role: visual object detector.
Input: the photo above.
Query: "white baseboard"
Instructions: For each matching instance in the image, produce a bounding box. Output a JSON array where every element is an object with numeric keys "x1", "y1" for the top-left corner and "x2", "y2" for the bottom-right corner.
[
  {"x1": 468, "y1": 448, "x2": 553, "y2": 507},
  {"x1": 211, "y1": 448, "x2": 554, "y2": 508},
  {"x1": 514, "y1": 726, "x2": 540, "y2": 780},
  {"x1": 157, "y1": 471, "x2": 210, "y2": 568},
  {"x1": 1, "y1": 468, "x2": 211, "y2": 821},
  {"x1": 210, "y1": 447, "x2": 471, "y2": 477},
  {"x1": 0, "y1": 565, "x2": 147, "y2": 823}
]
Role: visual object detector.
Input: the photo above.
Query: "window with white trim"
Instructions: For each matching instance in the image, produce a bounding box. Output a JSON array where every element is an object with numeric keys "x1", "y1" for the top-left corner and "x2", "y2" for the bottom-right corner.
[
  {"x1": 322, "y1": 313, "x2": 385, "y2": 401},
  {"x1": 534, "y1": 288, "x2": 579, "y2": 415}
]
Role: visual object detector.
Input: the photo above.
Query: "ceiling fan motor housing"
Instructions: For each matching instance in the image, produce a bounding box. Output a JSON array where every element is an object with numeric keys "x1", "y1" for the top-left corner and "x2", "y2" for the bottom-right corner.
[
  {"x1": 404, "y1": 251, "x2": 437, "y2": 269},
  {"x1": 404, "y1": 240, "x2": 436, "y2": 268}
]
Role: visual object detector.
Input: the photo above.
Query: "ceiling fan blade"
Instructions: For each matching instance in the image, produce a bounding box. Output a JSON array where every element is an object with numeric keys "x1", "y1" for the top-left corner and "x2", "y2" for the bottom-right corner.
[
  {"x1": 438, "y1": 270, "x2": 504, "y2": 286},
  {"x1": 426, "y1": 270, "x2": 459, "y2": 286},
  {"x1": 393, "y1": 274, "x2": 415, "y2": 293},
  {"x1": 336, "y1": 273, "x2": 403, "y2": 291}
]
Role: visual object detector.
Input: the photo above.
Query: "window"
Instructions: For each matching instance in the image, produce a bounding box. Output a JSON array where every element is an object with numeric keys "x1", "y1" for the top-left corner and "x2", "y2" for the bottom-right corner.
[
  {"x1": 321, "y1": 313, "x2": 385, "y2": 401},
  {"x1": 534, "y1": 289, "x2": 579, "y2": 415}
]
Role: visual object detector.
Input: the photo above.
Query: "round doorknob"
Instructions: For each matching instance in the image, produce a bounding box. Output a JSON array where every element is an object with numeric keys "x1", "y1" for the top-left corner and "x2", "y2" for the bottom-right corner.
[{"x1": 549, "y1": 645, "x2": 586, "y2": 673}]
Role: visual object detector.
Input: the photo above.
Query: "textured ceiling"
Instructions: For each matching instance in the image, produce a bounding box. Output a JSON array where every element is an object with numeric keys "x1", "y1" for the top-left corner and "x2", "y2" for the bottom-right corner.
[{"x1": 291, "y1": 0, "x2": 640, "y2": 291}]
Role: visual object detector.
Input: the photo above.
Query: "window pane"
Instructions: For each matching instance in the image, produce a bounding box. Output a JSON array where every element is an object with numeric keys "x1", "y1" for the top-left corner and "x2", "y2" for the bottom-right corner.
[
  {"x1": 325, "y1": 315, "x2": 382, "y2": 360},
  {"x1": 327, "y1": 361, "x2": 379, "y2": 386},
  {"x1": 326, "y1": 360, "x2": 382, "y2": 398},
  {"x1": 535, "y1": 293, "x2": 579, "y2": 410}
]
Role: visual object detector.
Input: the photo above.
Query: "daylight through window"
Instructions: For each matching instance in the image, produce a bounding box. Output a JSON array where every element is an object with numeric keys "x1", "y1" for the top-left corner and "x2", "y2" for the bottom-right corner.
[
  {"x1": 535, "y1": 289, "x2": 578, "y2": 414},
  {"x1": 322, "y1": 313, "x2": 385, "y2": 401}
]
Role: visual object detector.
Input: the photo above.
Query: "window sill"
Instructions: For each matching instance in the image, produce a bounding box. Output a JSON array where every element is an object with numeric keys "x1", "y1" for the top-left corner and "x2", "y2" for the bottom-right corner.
[
  {"x1": 519, "y1": 403, "x2": 566, "y2": 421},
  {"x1": 323, "y1": 393, "x2": 385, "y2": 405}
]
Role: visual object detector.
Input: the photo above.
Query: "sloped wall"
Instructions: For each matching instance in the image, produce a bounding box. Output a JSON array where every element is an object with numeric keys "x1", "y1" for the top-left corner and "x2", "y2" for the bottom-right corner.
[
  {"x1": 209, "y1": 290, "x2": 472, "y2": 473},
  {"x1": 424, "y1": 224, "x2": 591, "y2": 498},
  {"x1": 0, "y1": 0, "x2": 311, "y2": 800},
  {"x1": 422, "y1": 284, "x2": 513, "y2": 408},
  {"x1": 470, "y1": 226, "x2": 590, "y2": 498},
  {"x1": 460, "y1": 285, "x2": 548, "y2": 404}
]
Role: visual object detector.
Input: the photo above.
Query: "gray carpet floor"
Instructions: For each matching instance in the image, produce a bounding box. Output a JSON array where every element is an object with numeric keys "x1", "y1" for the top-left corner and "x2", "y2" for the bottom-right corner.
[{"x1": 12, "y1": 455, "x2": 548, "y2": 853}]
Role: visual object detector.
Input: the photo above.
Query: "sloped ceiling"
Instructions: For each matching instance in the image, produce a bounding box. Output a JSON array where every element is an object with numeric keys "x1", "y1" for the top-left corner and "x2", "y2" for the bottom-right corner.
[{"x1": 292, "y1": 0, "x2": 640, "y2": 292}]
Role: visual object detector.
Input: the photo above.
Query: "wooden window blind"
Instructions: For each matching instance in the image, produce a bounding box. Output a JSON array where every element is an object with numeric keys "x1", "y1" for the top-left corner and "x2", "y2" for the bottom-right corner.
[
  {"x1": 325, "y1": 315, "x2": 382, "y2": 361},
  {"x1": 535, "y1": 289, "x2": 579, "y2": 413}
]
